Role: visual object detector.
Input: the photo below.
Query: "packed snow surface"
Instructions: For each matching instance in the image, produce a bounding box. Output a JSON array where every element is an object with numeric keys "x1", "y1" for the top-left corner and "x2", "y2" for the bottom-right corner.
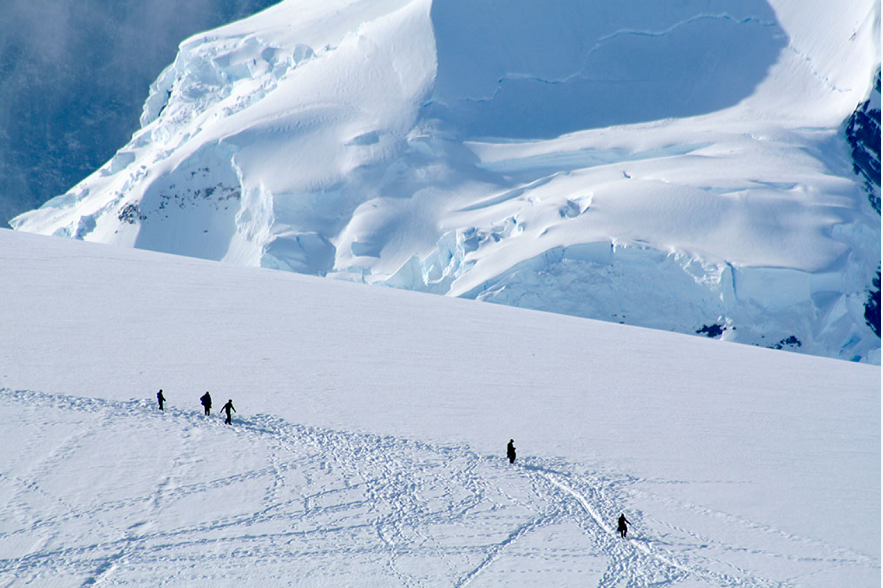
[
  {"x1": 0, "y1": 229, "x2": 879, "y2": 587},
  {"x1": 9, "y1": 0, "x2": 882, "y2": 362}
]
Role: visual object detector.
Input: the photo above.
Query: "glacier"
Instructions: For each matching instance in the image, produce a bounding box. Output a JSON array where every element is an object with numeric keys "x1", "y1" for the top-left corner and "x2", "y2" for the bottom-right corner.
[{"x1": 10, "y1": 0, "x2": 882, "y2": 363}]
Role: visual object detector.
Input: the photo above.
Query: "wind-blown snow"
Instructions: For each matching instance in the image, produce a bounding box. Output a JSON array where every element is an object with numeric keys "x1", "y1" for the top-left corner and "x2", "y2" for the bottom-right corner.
[
  {"x1": 10, "y1": 0, "x2": 881, "y2": 363},
  {"x1": 0, "y1": 228, "x2": 879, "y2": 587}
]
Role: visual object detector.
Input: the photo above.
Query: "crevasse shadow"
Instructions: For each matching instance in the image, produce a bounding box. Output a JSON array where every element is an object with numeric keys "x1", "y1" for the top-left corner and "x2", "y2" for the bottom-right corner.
[{"x1": 427, "y1": 0, "x2": 787, "y2": 139}]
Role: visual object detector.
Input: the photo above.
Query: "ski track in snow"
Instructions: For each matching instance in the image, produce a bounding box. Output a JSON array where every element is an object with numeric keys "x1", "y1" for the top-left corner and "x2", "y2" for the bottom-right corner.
[{"x1": 0, "y1": 389, "x2": 869, "y2": 587}]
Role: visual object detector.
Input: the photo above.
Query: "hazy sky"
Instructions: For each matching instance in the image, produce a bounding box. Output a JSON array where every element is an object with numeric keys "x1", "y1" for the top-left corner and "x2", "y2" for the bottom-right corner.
[{"x1": 0, "y1": 0, "x2": 280, "y2": 225}]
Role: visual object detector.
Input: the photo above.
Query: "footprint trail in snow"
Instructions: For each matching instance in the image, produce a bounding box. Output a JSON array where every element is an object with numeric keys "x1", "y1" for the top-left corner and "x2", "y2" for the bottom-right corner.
[{"x1": 0, "y1": 390, "x2": 870, "y2": 587}]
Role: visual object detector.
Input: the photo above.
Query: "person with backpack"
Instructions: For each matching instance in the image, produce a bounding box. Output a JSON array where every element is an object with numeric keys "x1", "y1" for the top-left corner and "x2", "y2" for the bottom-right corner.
[
  {"x1": 157, "y1": 389, "x2": 166, "y2": 411},
  {"x1": 507, "y1": 439, "x2": 516, "y2": 464},
  {"x1": 220, "y1": 399, "x2": 236, "y2": 425},
  {"x1": 200, "y1": 391, "x2": 212, "y2": 416}
]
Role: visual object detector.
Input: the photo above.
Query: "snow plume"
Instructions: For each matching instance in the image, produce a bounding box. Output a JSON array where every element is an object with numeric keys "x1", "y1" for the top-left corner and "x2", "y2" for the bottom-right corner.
[{"x1": 10, "y1": 0, "x2": 882, "y2": 363}]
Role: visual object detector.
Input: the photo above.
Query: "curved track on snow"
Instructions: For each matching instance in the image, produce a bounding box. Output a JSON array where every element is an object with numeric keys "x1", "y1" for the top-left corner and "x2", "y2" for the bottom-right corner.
[{"x1": 1, "y1": 389, "x2": 869, "y2": 587}]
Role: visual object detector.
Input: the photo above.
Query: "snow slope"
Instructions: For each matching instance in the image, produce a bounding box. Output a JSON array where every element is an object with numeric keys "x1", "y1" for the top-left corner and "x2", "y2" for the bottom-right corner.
[
  {"x1": 9, "y1": 0, "x2": 882, "y2": 363},
  {"x1": 0, "y1": 228, "x2": 879, "y2": 587}
]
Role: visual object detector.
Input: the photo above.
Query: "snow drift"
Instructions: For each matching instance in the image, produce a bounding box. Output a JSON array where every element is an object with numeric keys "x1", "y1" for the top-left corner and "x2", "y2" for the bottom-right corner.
[{"x1": 10, "y1": 0, "x2": 882, "y2": 362}]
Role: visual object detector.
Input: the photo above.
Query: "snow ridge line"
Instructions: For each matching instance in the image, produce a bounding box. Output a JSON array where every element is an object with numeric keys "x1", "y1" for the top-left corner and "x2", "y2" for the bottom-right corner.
[
  {"x1": 593, "y1": 13, "x2": 779, "y2": 46},
  {"x1": 456, "y1": 13, "x2": 779, "y2": 103}
]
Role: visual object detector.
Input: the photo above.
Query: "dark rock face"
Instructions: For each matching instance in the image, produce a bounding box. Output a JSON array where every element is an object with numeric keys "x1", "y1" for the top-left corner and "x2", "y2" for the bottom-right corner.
[
  {"x1": 846, "y1": 69, "x2": 881, "y2": 341},
  {"x1": 846, "y1": 68, "x2": 881, "y2": 214},
  {"x1": 866, "y1": 268, "x2": 881, "y2": 339},
  {"x1": 770, "y1": 335, "x2": 801, "y2": 350},
  {"x1": 696, "y1": 324, "x2": 725, "y2": 338}
]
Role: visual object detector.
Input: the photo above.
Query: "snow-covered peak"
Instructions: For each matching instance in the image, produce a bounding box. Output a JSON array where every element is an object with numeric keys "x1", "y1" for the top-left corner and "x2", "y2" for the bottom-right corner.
[{"x1": 10, "y1": 0, "x2": 881, "y2": 362}]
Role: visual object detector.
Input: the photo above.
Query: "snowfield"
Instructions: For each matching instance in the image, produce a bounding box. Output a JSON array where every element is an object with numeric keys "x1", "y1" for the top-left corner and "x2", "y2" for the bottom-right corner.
[
  {"x1": 9, "y1": 0, "x2": 881, "y2": 363},
  {"x1": 0, "y1": 228, "x2": 879, "y2": 587}
]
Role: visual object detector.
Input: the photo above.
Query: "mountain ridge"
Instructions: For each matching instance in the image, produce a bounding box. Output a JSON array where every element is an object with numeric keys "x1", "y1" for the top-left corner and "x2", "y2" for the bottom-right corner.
[{"x1": 10, "y1": 0, "x2": 881, "y2": 362}]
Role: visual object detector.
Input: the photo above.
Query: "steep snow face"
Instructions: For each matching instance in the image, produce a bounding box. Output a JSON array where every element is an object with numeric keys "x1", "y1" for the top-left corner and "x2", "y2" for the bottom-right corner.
[
  {"x1": 427, "y1": 0, "x2": 784, "y2": 137},
  {"x1": 11, "y1": 0, "x2": 882, "y2": 363}
]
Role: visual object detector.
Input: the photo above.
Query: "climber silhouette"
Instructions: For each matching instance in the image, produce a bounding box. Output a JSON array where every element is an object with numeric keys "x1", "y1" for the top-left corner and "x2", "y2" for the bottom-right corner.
[
  {"x1": 221, "y1": 399, "x2": 236, "y2": 424},
  {"x1": 200, "y1": 391, "x2": 212, "y2": 416}
]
